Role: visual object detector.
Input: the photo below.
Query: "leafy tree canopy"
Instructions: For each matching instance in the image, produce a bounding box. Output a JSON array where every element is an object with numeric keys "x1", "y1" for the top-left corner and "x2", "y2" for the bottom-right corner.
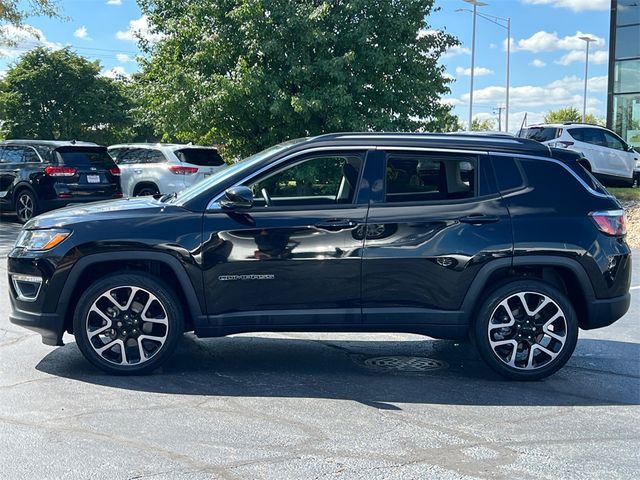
[
  {"x1": 0, "y1": 47, "x2": 135, "y2": 144},
  {"x1": 136, "y1": 0, "x2": 458, "y2": 157},
  {"x1": 0, "y1": 1, "x2": 58, "y2": 41},
  {"x1": 543, "y1": 106, "x2": 604, "y2": 126},
  {"x1": 471, "y1": 118, "x2": 495, "y2": 131}
]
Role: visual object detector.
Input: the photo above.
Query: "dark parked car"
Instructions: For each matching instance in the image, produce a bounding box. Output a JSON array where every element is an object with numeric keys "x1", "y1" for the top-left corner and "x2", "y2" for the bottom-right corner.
[
  {"x1": 0, "y1": 140, "x2": 122, "y2": 223},
  {"x1": 7, "y1": 133, "x2": 631, "y2": 380}
]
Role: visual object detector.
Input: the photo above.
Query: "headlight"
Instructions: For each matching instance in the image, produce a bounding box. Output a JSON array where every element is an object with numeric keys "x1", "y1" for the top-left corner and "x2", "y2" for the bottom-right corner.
[{"x1": 15, "y1": 229, "x2": 71, "y2": 251}]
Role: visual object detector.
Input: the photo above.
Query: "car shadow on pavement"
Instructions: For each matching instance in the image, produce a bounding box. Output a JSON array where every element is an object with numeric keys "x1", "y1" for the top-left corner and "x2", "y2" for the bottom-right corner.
[
  {"x1": 0, "y1": 215, "x2": 22, "y2": 256},
  {"x1": 36, "y1": 334, "x2": 640, "y2": 407}
]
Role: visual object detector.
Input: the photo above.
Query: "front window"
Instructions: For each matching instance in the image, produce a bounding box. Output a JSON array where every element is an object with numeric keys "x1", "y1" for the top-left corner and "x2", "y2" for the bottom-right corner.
[{"x1": 248, "y1": 153, "x2": 363, "y2": 208}]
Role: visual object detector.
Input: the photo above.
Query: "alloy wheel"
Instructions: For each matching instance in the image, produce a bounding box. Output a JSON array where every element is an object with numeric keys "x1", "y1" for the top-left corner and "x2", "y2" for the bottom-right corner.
[
  {"x1": 86, "y1": 286, "x2": 170, "y2": 366},
  {"x1": 487, "y1": 291, "x2": 568, "y2": 371},
  {"x1": 17, "y1": 193, "x2": 34, "y2": 222}
]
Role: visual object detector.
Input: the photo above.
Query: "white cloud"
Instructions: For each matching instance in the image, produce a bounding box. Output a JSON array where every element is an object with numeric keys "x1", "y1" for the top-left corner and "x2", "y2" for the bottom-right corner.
[
  {"x1": 455, "y1": 66, "x2": 494, "y2": 77},
  {"x1": 73, "y1": 26, "x2": 90, "y2": 40},
  {"x1": 442, "y1": 45, "x2": 471, "y2": 59},
  {"x1": 489, "y1": 43, "x2": 497, "y2": 49},
  {"x1": 0, "y1": 24, "x2": 61, "y2": 58},
  {"x1": 511, "y1": 30, "x2": 604, "y2": 53},
  {"x1": 459, "y1": 75, "x2": 608, "y2": 110},
  {"x1": 116, "y1": 53, "x2": 134, "y2": 63},
  {"x1": 101, "y1": 66, "x2": 129, "y2": 79},
  {"x1": 417, "y1": 28, "x2": 439, "y2": 39},
  {"x1": 116, "y1": 15, "x2": 164, "y2": 44},
  {"x1": 522, "y1": 0, "x2": 609, "y2": 12},
  {"x1": 106, "y1": 0, "x2": 123, "y2": 5},
  {"x1": 555, "y1": 49, "x2": 608, "y2": 66},
  {"x1": 529, "y1": 59, "x2": 547, "y2": 68}
]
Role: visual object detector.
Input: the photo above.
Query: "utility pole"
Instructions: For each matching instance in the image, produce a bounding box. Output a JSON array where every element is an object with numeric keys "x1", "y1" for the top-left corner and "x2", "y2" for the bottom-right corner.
[{"x1": 494, "y1": 106, "x2": 504, "y2": 131}]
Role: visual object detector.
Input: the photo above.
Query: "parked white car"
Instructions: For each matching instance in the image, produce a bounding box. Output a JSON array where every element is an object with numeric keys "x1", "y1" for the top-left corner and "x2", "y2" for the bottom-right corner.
[
  {"x1": 108, "y1": 143, "x2": 225, "y2": 197},
  {"x1": 518, "y1": 123, "x2": 638, "y2": 186}
]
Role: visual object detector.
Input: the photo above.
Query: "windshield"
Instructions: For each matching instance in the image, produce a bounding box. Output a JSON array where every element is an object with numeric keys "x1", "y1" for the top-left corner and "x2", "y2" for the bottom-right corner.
[
  {"x1": 54, "y1": 146, "x2": 116, "y2": 169},
  {"x1": 175, "y1": 148, "x2": 224, "y2": 166},
  {"x1": 165, "y1": 138, "x2": 308, "y2": 205}
]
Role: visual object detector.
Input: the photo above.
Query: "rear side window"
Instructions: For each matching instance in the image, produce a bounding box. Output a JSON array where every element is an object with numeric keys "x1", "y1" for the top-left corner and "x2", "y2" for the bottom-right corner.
[
  {"x1": 175, "y1": 148, "x2": 224, "y2": 166},
  {"x1": 520, "y1": 127, "x2": 560, "y2": 142},
  {"x1": 54, "y1": 147, "x2": 116, "y2": 169},
  {"x1": 145, "y1": 149, "x2": 167, "y2": 163},
  {"x1": 491, "y1": 156, "x2": 526, "y2": 192},
  {"x1": 385, "y1": 154, "x2": 477, "y2": 203}
]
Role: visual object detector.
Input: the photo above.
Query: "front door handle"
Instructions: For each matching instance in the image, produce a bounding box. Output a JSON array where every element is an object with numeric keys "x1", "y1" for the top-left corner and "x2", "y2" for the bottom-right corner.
[
  {"x1": 134, "y1": 169, "x2": 142, "y2": 174},
  {"x1": 314, "y1": 219, "x2": 358, "y2": 231},
  {"x1": 459, "y1": 214, "x2": 500, "y2": 225}
]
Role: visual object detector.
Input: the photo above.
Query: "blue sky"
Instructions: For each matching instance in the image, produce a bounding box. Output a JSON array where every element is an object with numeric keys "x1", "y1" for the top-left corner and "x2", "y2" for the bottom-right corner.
[{"x1": 0, "y1": 0, "x2": 612, "y2": 132}]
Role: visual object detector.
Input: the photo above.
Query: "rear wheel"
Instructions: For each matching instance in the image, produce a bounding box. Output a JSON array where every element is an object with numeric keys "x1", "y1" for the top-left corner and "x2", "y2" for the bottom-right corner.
[
  {"x1": 73, "y1": 272, "x2": 184, "y2": 375},
  {"x1": 15, "y1": 190, "x2": 38, "y2": 223},
  {"x1": 474, "y1": 280, "x2": 578, "y2": 380},
  {"x1": 135, "y1": 185, "x2": 159, "y2": 197}
]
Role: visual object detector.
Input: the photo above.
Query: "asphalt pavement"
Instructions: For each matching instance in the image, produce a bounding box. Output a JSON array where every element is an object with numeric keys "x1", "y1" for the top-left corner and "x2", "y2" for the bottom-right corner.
[{"x1": 0, "y1": 214, "x2": 638, "y2": 479}]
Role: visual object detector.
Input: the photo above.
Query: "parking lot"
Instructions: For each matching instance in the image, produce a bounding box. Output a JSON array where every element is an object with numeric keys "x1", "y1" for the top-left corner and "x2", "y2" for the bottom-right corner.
[{"x1": 1, "y1": 215, "x2": 639, "y2": 480}]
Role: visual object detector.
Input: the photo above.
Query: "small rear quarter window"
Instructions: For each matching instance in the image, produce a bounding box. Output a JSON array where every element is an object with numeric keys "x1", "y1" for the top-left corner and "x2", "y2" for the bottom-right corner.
[{"x1": 491, "y1": 156, "x2": 525, "y2": 192}]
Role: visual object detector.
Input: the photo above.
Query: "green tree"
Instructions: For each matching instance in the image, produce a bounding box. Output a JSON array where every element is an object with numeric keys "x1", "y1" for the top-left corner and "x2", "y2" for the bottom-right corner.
[
  {"x1": 471, "y1": 118, "x2": 495, "y2": 131},
  {"x1": 430, "y1": 110, "x2": 463, "y2": 133},
  {"x1": 1, "y1": 1, "x2": 59, "y2": 41},
  {"x1": 0, "y1": 47, "x2": 135, "y2": 144},
  {"x1": 543, "y1": 106, "x2": 604, "y2": 126},
  {"x1": 136, "y1": 0, "x2": 458, "y2": 157}
]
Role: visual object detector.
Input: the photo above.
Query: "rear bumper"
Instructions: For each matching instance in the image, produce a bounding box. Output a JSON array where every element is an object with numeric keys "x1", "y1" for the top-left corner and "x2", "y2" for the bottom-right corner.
[{"x1": 582, "y1": 293, "x2": 631, "y2": 330}]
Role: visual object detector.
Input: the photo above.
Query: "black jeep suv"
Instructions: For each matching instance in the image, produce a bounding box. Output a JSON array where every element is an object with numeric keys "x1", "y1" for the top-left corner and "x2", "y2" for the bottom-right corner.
[
  {"x1": 0, "y1": 140, "x2": 122, "y2": 223},
  {"x1": 7, "y1": 133, "x2": 631, "y2": 380}
]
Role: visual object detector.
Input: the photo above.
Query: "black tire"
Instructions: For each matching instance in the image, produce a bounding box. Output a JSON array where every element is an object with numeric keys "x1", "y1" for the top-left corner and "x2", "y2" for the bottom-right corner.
[
  {"x1": 15, "y1": 189, "x2": 38, "y2": 223},
  {"x1": 473, "y1": 279, "x2": 578, "y2": 381},
  {"x1": 73, "y1": 272, "x2": 184, "y2": 375},
  {"x1": 135, "y1": 185, "x2": 159, "y2": 197}
]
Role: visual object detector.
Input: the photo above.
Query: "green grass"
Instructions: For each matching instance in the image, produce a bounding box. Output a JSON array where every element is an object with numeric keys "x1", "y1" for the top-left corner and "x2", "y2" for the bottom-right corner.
[{"x1": 608, "y1": 187, "x2": 640, "y2": 201}]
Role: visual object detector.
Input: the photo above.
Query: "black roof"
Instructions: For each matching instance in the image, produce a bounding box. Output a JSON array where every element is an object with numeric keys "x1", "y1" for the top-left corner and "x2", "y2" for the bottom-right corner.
[
  {"x1": 0, "y1": 139, "x2": 99, "y2": 148},
  {"x1": 305, "y1": 132, "x2": 552, "y2": 156}
]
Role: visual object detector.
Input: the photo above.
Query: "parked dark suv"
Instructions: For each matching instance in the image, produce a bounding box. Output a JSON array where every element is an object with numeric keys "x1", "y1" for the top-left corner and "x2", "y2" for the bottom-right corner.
[
  {"x1": 7, "y1": 134, "x2": 631, "y2": 380},
  {"x1": 0, "y1": 140, "x2": 122, "y2": 223}
]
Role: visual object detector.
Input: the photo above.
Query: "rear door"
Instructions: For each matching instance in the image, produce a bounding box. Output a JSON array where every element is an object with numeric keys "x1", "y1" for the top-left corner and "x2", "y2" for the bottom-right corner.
[
  {"x1": 0, "y1": 147, "x2": 20, "y2": 205},
  {"x1": 53, "y1": 146, "x2": 120, "y2": 198},
  {"x1": 361, "y1": 148, "x2": 512, "y2": 328}
]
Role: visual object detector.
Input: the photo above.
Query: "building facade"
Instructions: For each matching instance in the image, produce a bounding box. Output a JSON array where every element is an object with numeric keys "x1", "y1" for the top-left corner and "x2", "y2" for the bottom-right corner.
[{"x1": 608, "y1": 0, "x2": 640, "y2": 148}]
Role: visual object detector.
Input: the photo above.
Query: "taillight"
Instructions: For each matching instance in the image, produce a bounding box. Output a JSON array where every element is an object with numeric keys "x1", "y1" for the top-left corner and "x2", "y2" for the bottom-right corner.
[
  {"x1": 44, "y1": 166, "x2": 77, "y2": 177},
  {"x1": 109, "y1": 167, "x2": 121, "y2": 176},
  {"x1": 169, "y1": 166, "x2": 198, "y2": 175},
  {"x1": 591, "y1": 210, "x2": 627, "y2": 236}
]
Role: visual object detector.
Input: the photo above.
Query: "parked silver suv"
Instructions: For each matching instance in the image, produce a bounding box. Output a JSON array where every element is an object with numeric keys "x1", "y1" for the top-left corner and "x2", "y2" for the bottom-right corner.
[
  {"x1": 108, "y1": 143, "x2": 225, "y2": 197},
  {"x1": 517, "y1": 123, "x2": 638, "y2": 187}
]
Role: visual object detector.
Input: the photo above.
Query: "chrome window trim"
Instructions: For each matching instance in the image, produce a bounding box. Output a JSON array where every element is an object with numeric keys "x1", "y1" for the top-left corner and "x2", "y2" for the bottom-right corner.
[
  {"x1": 206, "y1": 145, "x2": 376, "y2": 210},
  {"x1": 491, "y1": 151, "x2": 612, "y2": 199}
]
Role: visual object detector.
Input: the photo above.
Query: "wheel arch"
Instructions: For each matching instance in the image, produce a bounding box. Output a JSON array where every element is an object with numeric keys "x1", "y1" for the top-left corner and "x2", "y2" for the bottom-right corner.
[
  {"x1": 57, "y1": 251, "x2": 204, "y2": 335},
  {"x1": 11, "y1": 181, "x2": 38, "y2": 207},
  {"x1": 133, "y1": 181, "x2": 160, "y2": 196},
  {"x1": 462, "y1": 256, "x2": 595, "y2": 330}
]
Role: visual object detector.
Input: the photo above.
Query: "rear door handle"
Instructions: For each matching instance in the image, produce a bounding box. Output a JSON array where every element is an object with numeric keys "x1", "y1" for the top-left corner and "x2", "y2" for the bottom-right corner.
[
  {"x1": 314, "y1": 219, "x2": 358, "y2": 231},
  {"x1": 459, "y1": 214, "x2": 500, "y2": 225}
]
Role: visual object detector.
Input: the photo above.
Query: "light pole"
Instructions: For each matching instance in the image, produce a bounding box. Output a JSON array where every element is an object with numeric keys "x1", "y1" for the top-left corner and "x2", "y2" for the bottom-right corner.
[
  {"x1": 463, "y1": 0, "x2": 487, "y2": 131},
  {"x1": 580, "y1": 36, "x2": 595, "y2": 123},
  {"x1": 457, "y1": 4, "x2": 510, "y2": 132}
]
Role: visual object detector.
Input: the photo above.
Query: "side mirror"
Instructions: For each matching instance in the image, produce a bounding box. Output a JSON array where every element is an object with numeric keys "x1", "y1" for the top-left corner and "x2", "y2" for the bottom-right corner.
[{"x1": 219, "y1": 186, "x2": 253, "y2": 210}]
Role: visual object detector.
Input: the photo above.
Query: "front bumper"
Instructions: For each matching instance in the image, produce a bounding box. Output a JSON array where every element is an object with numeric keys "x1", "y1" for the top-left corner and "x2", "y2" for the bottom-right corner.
[
  {"x1": 582, "y1": 293, "x2": 631, "y2": 330},
  {"x1": 9, "y1": 298, "x2": 65, "y2": 346}
]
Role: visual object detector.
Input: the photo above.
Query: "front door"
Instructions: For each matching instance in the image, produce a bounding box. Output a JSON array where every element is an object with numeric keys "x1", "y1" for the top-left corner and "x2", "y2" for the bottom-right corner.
[
  {"x1": 201, "y1": 149, "x2": 370, "y2": 327},
  {"x1": 361, "y1": 149, "x2": 512, "y2": 328}
]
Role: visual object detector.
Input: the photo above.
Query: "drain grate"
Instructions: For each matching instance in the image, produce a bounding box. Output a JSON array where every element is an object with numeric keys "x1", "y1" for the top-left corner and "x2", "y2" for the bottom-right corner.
[{"x1": 361, "y1": 356, "x2": 447, "y2": 373}]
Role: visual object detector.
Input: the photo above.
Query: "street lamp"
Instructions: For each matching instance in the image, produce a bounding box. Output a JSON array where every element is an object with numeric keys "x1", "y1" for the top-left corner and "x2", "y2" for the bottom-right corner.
[
  {"x1": 457, "y1": 3, "x2": 511, "y2": 132},
  {"x1": 580, "y1": 36, "x2": 596, "y2": 123},
  {"x1": 463, "y1": 0, "x2": 487, "y2": 131}
]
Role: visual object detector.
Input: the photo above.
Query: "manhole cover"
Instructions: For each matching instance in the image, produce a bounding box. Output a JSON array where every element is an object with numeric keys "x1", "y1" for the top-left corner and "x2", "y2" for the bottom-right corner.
[{"x1": 361, "y1": 356, "x2": 447, "y2": 372}]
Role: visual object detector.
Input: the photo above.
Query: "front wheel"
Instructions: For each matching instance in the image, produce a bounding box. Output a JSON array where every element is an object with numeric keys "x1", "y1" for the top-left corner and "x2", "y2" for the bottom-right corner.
[
  {"x1": 474, "y1": 280, "x2": 578, "y2": 381},
  {"x1": 73, "y1": 272, "x2": 184, "y2": 375}
]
